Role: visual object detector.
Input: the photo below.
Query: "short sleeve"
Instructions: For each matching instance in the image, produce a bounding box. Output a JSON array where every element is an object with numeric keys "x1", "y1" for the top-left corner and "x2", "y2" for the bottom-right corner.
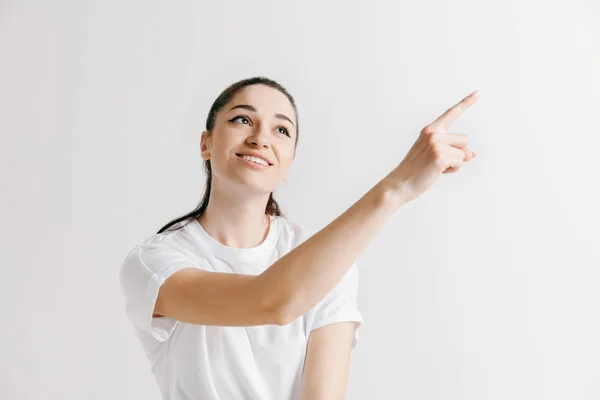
[
  {"x1": 119, "y1": 235, "x2": 198, "y2": 342},
  {"x1": 304, "y1": 262, "x2": 364, "y2": 349}
]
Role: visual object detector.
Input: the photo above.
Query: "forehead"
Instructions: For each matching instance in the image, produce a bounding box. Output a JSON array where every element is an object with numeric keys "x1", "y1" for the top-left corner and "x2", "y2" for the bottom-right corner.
[{"x1": 227, "y1": 84, "x2": 296, "y2": 124}]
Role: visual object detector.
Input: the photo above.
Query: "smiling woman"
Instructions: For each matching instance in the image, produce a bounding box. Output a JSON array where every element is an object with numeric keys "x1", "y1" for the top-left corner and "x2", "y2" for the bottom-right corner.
[
  {"x1": 119, "y1": 75, "x2": 480, "y2": 399},
  {"x1": 119, "y1": 77, "x2": 364, "y2": 400}
]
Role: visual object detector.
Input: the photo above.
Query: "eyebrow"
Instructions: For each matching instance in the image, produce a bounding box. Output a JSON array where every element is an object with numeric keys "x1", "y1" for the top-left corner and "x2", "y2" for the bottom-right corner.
[{"x1": 228, "y1": 104, "x2": 295, "y2": 127}]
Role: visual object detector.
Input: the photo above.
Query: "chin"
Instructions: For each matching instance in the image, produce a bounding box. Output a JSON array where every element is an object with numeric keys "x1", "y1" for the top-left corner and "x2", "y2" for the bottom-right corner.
[{"x1": 231, "y1": 178, "x2": 277, "y2": 195}]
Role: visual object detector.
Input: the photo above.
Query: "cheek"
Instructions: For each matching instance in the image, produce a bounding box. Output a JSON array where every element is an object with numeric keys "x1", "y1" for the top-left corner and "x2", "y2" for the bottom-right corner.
[
  {"x1": 210, "y1": 135, "x2": 236, "y2": 162},
  {"x1": 279, "y1": 149, "x2": 295, "y2": 168}
]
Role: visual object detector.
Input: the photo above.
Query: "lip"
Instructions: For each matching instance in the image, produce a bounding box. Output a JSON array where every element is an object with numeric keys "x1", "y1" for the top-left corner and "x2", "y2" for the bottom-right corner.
[
  {"x1": 236, "y1": 154, "x2": 270, "y2": 169},
  {"x1": 235, "y1": 151, "x2": 273, "y2": 166}
]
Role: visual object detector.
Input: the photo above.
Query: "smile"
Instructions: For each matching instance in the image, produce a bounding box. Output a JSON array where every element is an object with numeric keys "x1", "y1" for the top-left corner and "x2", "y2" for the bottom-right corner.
[{"x1": 236, "y1": 154, "x2": 271, "y2": 168}]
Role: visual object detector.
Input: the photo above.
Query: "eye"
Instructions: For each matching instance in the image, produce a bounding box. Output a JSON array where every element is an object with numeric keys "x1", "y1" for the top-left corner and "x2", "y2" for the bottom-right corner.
[
  {"x1": 230, "y1": 115, "x2": 250, "y2": 125},
  {"x1": 277, "y1": 126, "x2": 291, "y2": 137}
]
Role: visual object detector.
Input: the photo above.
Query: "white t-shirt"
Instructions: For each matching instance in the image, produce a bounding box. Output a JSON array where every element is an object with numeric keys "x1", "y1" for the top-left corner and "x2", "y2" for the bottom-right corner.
[{"x1": 119, "y1": 214, "x2": 363, "y2": 400}]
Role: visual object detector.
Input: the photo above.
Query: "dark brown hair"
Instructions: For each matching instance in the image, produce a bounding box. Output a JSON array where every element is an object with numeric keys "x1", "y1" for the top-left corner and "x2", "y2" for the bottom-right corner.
[{"x1": 157, "y1": 76, "x2": 300, "y2": 234}]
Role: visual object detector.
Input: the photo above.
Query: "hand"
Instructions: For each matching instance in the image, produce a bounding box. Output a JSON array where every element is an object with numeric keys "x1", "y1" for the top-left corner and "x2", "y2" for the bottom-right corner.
[{"x1": 387, "y1": 91, "x2": 479, "y2": 204}]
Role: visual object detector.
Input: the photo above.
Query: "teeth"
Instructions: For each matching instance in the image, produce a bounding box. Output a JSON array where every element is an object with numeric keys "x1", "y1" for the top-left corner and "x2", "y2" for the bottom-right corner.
[{"x1": 240, "y1": 154, "x2": 268, "y2": 165}]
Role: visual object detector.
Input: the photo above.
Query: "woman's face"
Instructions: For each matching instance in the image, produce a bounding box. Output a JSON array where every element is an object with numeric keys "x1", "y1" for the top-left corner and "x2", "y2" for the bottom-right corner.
[{"x1": 201, "y1": 84, "x2": 297, "y2": 195}]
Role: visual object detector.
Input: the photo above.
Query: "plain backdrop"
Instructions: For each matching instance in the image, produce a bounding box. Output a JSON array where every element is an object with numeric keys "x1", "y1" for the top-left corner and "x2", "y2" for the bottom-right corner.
[{"x1": 1, "y1": 0, "x2": 599, "y2": 399}]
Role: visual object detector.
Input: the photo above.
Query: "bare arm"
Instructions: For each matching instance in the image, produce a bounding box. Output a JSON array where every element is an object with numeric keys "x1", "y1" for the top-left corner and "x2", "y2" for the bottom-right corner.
[
  {"x1": 300, "y1": 322, "x2": 357, "y2": 400},
  {"x1": 154, "y1": 91, "x2": 479, "y2": 326},
  {"x1": 154, "y1": 178, "x2": 403, "y2": 326}
]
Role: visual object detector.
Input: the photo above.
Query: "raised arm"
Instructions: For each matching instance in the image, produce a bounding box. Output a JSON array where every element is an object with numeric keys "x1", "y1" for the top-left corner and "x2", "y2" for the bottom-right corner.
[
  {"x1": 152, "y1": 91, "x2": 479, "y2": 327},
  {"x1": 153, "y1": 178, "x2": 400, "y2": 326}
]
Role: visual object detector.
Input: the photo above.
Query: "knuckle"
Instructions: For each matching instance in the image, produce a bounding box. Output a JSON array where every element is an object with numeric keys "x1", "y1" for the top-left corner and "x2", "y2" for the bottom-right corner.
[
  {"x1": 421, "y1": 125, "x2": 435, "y2": 135},
  {"x1": 427, "y1": 132, "x2": 439, "y2": 145}
]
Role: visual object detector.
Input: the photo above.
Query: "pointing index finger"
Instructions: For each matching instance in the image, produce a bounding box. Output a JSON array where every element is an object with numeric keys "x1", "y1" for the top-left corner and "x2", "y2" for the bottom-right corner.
[{"x1": 430, "y1": 91, "x2": 479, "y2": 131}]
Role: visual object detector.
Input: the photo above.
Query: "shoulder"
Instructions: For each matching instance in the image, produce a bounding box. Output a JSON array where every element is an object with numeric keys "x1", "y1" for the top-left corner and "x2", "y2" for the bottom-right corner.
[{"x1": 120, "y1": 223, "x2": 194, "y2": 275}]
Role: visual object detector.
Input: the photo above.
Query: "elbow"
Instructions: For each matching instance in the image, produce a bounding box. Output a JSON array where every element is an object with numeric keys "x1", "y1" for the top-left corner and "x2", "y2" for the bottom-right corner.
[
  {"x1": 263, "y1": 296, "x2": 299, "y2": 326},
  {"x1": 272, "y1": 306, "x2": 297, "y2": 326},
  {"x1": 255, "y1": 275, "x2": 301, "y2": 326}
]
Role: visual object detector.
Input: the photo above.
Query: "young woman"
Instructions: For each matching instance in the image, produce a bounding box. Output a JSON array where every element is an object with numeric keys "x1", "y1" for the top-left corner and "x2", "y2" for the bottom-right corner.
[{"x1": 119, "y1": 77, "x2": 478, "y2": 399}]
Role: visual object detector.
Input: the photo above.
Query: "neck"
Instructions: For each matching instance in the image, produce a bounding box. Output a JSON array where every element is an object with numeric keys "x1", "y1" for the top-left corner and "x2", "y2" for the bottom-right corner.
[{"x1": 197, "y1": 180, "x2": 272, "y2": 249}]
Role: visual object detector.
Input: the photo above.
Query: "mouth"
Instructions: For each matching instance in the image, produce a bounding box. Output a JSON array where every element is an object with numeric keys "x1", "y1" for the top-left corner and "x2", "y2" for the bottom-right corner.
[{"x1": 235, "y1": 153, "x2": 273, "y2": 166}]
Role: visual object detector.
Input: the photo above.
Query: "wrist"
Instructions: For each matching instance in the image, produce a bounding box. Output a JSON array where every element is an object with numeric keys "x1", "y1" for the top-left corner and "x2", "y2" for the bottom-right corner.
[{"x1": 378, "y1": 175, "x2": 410, "y2": 208}]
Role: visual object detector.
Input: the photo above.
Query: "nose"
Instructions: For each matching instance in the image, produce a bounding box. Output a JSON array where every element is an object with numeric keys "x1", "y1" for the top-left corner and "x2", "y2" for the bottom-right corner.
[{"x1": 247, "y1": 126, "x2": 270, "y2": 149}]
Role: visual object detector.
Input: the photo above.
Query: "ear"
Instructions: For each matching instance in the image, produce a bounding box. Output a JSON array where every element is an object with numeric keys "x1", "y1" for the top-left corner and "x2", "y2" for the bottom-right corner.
[{"x1": 200, "y1": 131, "x2": 211, "y2": 160}]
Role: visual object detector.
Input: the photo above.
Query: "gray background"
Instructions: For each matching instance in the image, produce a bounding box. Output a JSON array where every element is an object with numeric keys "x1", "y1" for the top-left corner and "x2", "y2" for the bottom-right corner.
[{"x1": 1, "y1": 0, "x2": 599, "y2": 399}]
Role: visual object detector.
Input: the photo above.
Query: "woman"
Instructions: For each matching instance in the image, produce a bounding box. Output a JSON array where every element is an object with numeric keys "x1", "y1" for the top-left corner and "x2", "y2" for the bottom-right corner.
[{"x1": 119, "y1": 76, "x2": 478, "y2": 399}]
